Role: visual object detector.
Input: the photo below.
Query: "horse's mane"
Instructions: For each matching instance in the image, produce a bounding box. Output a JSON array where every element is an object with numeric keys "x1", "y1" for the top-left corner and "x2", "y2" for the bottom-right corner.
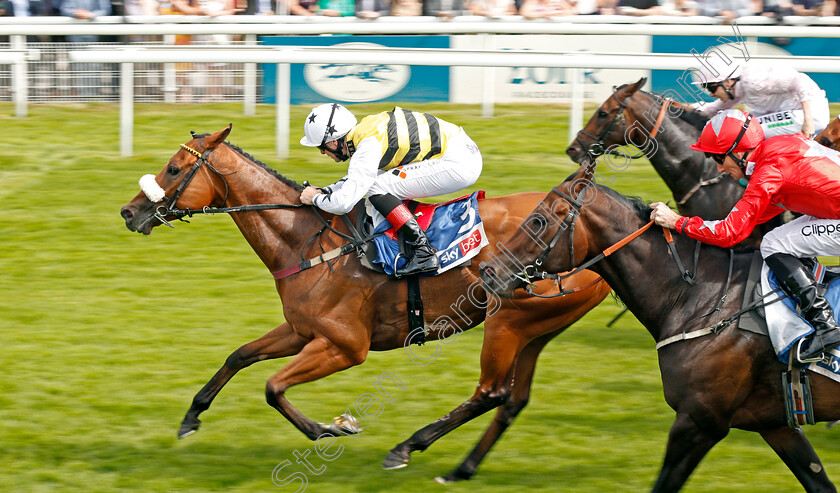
[
  {"x1": 598, "y1": 183, "x2": 756, "y2": 255},
  {"x1": 192, "y1": 133, "x2": 304, "y2": 192},
  {"x1": 224, "y1": 142, "x2": 304, "y2": 192},
  {"x1": 635, "y1": 89, "x2": 709, "y2": 133}
]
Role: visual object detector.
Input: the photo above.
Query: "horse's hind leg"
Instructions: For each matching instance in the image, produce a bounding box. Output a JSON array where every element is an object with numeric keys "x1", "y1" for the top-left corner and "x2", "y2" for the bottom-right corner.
[
  {"x1": 436, "y1": 329, "x2": 560, "y2": 483},
  {"x1": 179, "y1": 322, "x2": 308, "y2": 439},
  {"x1": 382, "y1": 325, "x2": 523, "y2": 470},
  {"x1": 265, "y1": 335, "x2": 369, "y2": 441},
  {"x1": 760, "y1": 427, "x2": 836, "y2": 492}
]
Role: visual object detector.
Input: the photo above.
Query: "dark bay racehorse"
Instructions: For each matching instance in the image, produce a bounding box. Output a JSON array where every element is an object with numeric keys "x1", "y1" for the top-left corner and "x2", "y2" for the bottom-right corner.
[
  {"x1": 566, "y1": 77, "x2": 780, "y2": 246},
  {"x1": 482, "y1": 173, "x2": 840, "y2": 492},
  {"x1": 119, "y1": 125, "x2": 611, "y2": 480}
]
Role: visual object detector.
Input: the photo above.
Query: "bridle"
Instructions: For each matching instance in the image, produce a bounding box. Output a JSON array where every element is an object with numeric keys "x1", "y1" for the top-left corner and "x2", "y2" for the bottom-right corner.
[
  {"x1": 513, "y1": 168, "x2": 697, "y2": 299},
  {"x1": 573, "y1": 87, "x2": 678, "y2": 160},
  {"x1": 574, "y1": 87, "x2": 728, "y2": 209},
  {"x1": 151, "y1": 142, "x2": 306, "y2": 229}
]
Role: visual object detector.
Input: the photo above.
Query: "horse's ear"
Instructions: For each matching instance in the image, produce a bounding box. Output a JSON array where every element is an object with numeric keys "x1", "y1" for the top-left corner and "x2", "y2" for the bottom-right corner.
[
  {"x1": 627, "y1": 77, "x2": 647, "y2": 95},
  {"x1": 204, "y1": 124, "x2": 233, "y2": 149}
]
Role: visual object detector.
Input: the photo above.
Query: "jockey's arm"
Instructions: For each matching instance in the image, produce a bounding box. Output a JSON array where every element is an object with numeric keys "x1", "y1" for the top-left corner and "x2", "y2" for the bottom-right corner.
[
  {"x1": 675, "y1": 173, "x2": 781, "y2": 248},
  {"x1": 311, "y1": 138, "x2": 380, "y2": 215}
]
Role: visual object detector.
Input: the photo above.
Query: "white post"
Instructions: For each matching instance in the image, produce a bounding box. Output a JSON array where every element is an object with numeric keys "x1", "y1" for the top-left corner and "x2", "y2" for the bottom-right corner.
[
  {"x1": 480, "y1": 33, "x2": 494, "y2": 118},
  {"x1": 11, "y1": 35, "x2": 27, "y2": 117},
  {"x1": 243, "y1": 34, "x2": 257, "y2": 116},
  {"x1": 569, "y1": 67, "x2": 584, "y2": 146},
  {"x1": 121, "y1": 62, "x2": 134, "y2": 157},
  {"x1": 276, "y1": 63, "x2": 290, "y2": 159},
  {"x1": 163, "y1": 34, "x2": 176, "y2": 104}
]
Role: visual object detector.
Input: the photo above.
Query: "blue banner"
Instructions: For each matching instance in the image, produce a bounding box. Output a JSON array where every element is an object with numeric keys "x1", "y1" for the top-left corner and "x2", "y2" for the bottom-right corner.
[
  {"x1": 260, "y1": 35, "x2": 450, "y2": 105},
  {"x1": 650, "y1": 36, "x2": 840, "y2": 103}
]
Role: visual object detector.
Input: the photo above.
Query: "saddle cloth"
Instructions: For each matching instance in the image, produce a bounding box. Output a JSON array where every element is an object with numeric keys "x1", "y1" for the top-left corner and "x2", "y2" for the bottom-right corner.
[
  {"x1": 368, "y1": 191, "x2": 488, "y2": 276},
  {"x1": 761, "y1": 262, "x2": 840, "y2": 378}
]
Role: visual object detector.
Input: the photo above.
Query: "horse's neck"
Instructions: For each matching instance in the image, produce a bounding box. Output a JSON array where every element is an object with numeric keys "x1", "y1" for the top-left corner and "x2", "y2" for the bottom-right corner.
[
  {"x1": 584, "y1": 201, "x2": 744, "y2": 343},
  {"x1": 220, "y1": 151, "x2": 315, "y2": 272},
  {"x1": 641, "y1": 108, "x2": 710, "y2": 195},
  {"x1": 634, "y1": 104, "x2": 742, "y2": 218}
]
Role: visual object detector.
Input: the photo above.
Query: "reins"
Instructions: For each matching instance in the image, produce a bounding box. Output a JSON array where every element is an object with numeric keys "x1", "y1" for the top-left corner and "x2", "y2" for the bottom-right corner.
[
  {"x1": 523, "y1": 217, "x2": 697, "y2": 299},
  {"x1": 153, "y1": 143, "x2": 377, "y2": 280}
]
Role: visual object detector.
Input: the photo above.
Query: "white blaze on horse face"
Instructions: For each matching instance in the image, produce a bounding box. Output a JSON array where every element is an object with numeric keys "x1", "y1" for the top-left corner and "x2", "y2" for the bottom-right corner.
[{"x1": 139, "y1": 174, "x2": 166, "y2": 203}]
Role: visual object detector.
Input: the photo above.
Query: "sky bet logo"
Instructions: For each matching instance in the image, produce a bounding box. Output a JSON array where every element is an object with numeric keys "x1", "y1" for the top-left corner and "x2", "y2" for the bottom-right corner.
[{"x1": 801, "y1": 223, "x2": 840, "y2": 237}]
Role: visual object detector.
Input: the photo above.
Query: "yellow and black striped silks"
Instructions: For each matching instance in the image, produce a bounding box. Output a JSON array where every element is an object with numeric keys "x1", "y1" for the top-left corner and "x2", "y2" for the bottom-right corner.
[{"x1": 345, "y1": 106, "x2": 460, "y2": 171}]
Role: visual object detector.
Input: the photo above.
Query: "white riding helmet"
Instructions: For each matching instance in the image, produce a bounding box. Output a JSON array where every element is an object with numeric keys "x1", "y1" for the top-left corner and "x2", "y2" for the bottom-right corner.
[
  {"x1": 300, "y1": 103, "x2": 358, "y2": 148},
  {"x1": 691, "y1": 55, "x2": 743, "y2": 85}
]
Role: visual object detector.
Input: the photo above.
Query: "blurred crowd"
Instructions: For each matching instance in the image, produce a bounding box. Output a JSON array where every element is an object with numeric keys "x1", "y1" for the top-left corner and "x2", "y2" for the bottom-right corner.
[{"x1": 1, "y1": 0, "x2": 838, "y2": 21}]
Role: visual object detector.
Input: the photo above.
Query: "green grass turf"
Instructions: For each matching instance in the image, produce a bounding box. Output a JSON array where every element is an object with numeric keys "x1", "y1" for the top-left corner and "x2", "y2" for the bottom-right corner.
[{"x1": 2, "y1": 101, "x2": 840, "y2": 493}]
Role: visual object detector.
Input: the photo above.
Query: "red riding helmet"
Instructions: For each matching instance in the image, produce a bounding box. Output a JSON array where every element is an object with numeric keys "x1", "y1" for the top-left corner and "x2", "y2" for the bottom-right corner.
[{"x1": 690, "y1": 109, "x2": 765, "y2": 155}]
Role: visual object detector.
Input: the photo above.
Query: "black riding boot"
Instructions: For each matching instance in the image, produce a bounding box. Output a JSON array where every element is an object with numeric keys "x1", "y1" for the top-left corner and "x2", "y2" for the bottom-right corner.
[
  {"x1": 766, "y1": 253, "x2": 840, "y2": 361},
  {"x1": 369, "y1": 194, "x2": 440, "y2": 277}
]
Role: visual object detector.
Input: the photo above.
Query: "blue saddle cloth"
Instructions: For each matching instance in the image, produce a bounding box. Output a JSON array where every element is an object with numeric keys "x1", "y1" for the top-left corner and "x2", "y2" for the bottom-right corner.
[{"x1": 372, "y1": 192, "x2": 488, "y2": 276}]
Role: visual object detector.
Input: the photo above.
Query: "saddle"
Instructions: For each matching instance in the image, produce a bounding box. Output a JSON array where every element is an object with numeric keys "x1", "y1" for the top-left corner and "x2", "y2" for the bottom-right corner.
[{"x1": 741, "y1": 252, "x2": 840, "y2": 428}]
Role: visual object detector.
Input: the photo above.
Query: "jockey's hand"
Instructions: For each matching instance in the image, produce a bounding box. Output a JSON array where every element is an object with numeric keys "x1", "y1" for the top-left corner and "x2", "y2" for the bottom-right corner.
[
  {"x1": 300, "y1": 186, "x2": 322, "y2": 205},
  {"x1": 649, "y1": 202, "x2": 681, "y2": 229},
  {"x1": 802, "y1": 119, "x2": 815, "y2": 139}
]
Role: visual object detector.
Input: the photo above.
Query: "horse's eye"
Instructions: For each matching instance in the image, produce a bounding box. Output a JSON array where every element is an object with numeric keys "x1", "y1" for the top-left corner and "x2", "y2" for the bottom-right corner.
[
  {"x1": 167, "y1": 165, "x2": 180, "y2": 176},
  {"x1": 532, "y1": 216, "x2": 547, "y2": 229},
  {"x1": 598, "y1": 110, "x2": 608, "y2": 119}
]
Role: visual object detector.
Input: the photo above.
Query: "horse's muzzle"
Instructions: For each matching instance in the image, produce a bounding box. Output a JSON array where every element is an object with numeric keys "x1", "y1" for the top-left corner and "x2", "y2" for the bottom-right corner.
[
  {"x1": 566, "y1": 145, "x2": 583, "y2": 163},
  {"x1": 120, "y1": 204, "x2": 154, "y2": 235},
  {"x1": 479, "y1": 265, "x2": 517, "y2": 299}
]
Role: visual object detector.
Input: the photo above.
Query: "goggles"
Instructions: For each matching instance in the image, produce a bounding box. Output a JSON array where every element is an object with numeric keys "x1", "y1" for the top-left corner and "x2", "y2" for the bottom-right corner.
[
  {"x1": 702, "y1": 82, "x2": 722, "y2": 94},
  {"x1": 704, "y1": 152, "x2": 726, "y2": 165}
]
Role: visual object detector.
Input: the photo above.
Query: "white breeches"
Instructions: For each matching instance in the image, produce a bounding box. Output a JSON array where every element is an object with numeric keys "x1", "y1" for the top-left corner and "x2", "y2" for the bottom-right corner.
[
  {"x1": 755, "y1": 98, "x2": 830, "y2": 138},
  {"x1": 367, "y1": 129, "x2": 483, "y2": 200},
  {"x1": 760, "y1": 215, "x2": 840, "y2": 259}
]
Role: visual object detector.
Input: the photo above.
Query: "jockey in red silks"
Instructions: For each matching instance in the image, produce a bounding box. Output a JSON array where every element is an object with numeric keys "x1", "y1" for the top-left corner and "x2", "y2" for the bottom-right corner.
[{"x1": 650, "y1": 108, "x2": 840, "y2": 362}]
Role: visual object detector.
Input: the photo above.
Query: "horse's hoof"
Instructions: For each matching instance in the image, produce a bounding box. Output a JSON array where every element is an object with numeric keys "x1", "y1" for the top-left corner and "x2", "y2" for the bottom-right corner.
[
  {"x1": 382, "y1": 449, "x2": 410, "y2": 470},
  {"x1": 434, "y1": 470, "x2": 472, "y2": 483},
  {"x1": 178, "y1": 417, "x2": 201, "y2": 439},
  {"x1": 329, "y1": 413, "x2": 362, "y2": 435}
]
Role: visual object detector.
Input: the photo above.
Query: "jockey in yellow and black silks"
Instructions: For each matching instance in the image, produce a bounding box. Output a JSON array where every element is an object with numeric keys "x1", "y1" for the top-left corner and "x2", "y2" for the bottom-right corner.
[{"x1": 299, "y1": 103, "x2": 483, "y2": 278}]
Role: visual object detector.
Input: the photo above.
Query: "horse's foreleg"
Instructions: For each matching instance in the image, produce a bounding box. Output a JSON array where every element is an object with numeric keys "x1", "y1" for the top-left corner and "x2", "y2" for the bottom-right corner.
[
  {"x1": 652, "y1": 413, "x2": 728, "y2": 492},
  {"x1": 265, "y1": 336, "x2": 368, "y2": 441},
  {"x1": 179, "y1": 322, "x2": 308, "y2": 439},
  {"x1": 382, "y1": 327, "x2": 523, "y2": 470},
  {"x1": 760, "y1": 427, "x2": 836, "y2": 493},
  {"x1": 436, "y1": 330, "x2": 560, "y2": 483}
]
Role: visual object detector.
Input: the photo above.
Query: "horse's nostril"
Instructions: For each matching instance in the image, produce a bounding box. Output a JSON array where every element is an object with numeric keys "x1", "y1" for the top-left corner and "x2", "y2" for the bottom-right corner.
[
  {"x1": 121, "y1": 208, "x2": 133, "y2": 220},
  {"x1": 566, "y1": 148, "x2": 576, "y2": 155}
]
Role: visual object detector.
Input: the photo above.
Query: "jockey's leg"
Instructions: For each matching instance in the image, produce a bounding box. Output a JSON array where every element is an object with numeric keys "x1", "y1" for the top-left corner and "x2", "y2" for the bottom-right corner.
[
  {"x1": 762, "y1": 215, "x2": 840, "y2": 361},
  {"x1": 369, "y1": 193, "x2": 439, "y2": 277},
  {"x1": 368, "y1": 129, "x2": 482, "y2": 277}
]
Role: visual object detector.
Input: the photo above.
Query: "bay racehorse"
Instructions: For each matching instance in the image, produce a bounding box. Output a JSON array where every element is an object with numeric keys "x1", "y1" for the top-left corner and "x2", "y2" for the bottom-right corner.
[
  {"x1": 119, "y1": 125, "x2": 611, "y2": 481},
  {"x1": 481, "y1": 170, "x2": 840, "y2": 492},
  {"x1": 566, "y1": 77, "x2": 781, "y2": 247}
]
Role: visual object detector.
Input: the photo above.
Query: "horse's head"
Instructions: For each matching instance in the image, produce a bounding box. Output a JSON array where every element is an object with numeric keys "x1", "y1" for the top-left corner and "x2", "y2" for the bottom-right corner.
[
  {"x1": 120, "y1": 125, "x2": 232, "y2": 235},
  {"x1": 816, "y1": 118, "x2": 840, "y2": 151},
  {"x1": 566, "y1": 77, "x2": 647, "y2": 162},
  {"x1": 480, "y1": 168, "x2": 597, "y2": 299}
]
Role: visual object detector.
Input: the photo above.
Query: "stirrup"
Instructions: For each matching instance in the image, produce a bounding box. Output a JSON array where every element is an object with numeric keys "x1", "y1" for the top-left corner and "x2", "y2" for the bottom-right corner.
[
  {"x1": 795, "y1": 337, "x2": 827, "y2": 365},
  {"x1": 391, "y1": 252, "x2": 406, "y2": 278}
]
